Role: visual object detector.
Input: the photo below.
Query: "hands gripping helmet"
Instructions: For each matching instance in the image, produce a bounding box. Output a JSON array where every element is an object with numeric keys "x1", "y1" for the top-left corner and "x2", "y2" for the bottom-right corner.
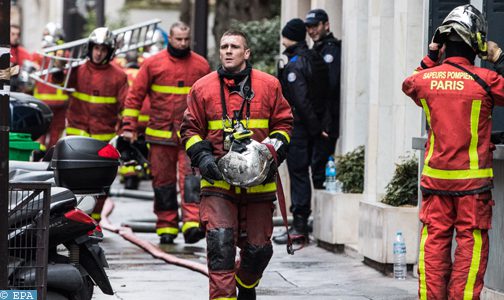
[
  {"x1": 87, "y1": 27, "x2": 116, "y2": 64},
  {"x1": 433, "y1": 4, "x2": 488, "y2": 58},
  {"x1": 218, "y1": 138, "x2": 273, "y2": 188},
  {"x1": 42, "y1": 22, "x2": 65, "y2": 48},
  {"x1": 217, "y1": 124, "x2": 273, "y2": 188}
]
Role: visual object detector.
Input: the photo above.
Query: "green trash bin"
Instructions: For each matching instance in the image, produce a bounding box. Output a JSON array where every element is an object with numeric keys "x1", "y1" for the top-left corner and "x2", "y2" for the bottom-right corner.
[{"x1": 9, "y1": 132, "x2": 41, "y2": 161}]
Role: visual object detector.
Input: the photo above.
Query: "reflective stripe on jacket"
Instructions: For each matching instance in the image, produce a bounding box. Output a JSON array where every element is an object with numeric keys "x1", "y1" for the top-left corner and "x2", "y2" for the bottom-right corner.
[
  {"x1": 181, "y1": 69, "x2": 293, "y2": 195},
  {"x1": 123, "y1": 50, "x2": 210, "y2": 144},
  {"x1": 402, "y1": 56, "x2": 504, "y2": 193}
]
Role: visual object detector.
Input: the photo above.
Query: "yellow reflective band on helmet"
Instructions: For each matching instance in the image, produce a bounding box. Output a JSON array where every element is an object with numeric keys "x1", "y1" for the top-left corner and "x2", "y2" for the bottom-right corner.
[
  {"x1": 270, "y1": 130, "x2": 290, "y2": 144},
  {"x1": 146, "y1": 127, "x2": 173, "y2": 139},
  {"x1": 91, "y1": 213, "x2": 101, "y2": 221},
  {"x1": 181, "y1": 221, "x2": 200, "y2": 233},
  {"x1": 138, "y1": 115, "x2": 150, "y2": 122},
  {"x1": 156, "y1": 227, "x2": 179, "y2": 236},
  {"x1": 208, "y1": 119, "x2": 269, "y2": 130},
  {"x1": 201, "y1": 179, "x2": 231, "y2": 190},
  {"x1": 72, "y1": 92, "x2": 117, "y2": 104},
  {"x1": 477, "y1": 32, "x2": 487, "y2": 53},
  {"x1": 34, "y1": 87, "x2": 68, "y2": 101},
  {"x1": 422, "y1": 165, "x2": 493, "y2": 180},
  {"x1": 186, "y1": 135, "x2": 203, "y2": 151},
  {"x1": 65, "y1": 127, "x2": 115, "y2": 141},
  {"x1": 246, "y1": 182, "x2": 277, "y2": 193},
  {"x1": 235, "y1": 274, "x2": 260, "y2": 289},
  {"x1": 469, "y1": 100, "x2": 482, "y2": 170},
  {"x1": 463, "y1": 229, "x2": 483, "y2": 300},
  {"x1": 419, "y1": 225, "x2": 428, "y2": 300},
  {"x1": 420, "y1": 99, "x2": 435, "y2": 167},
  {"x1": 119, "y1": 165, "x2": 136, "y2": 175},
  {"x1": 123, "y1": 108, "x2": 140, "y2": 117},
  {"x1": 151, "y1": 84, "x2": 191, "y2": 95}
]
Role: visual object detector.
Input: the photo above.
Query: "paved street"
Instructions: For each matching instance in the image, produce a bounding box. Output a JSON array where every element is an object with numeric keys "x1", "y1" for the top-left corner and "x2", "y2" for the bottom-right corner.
[{"x1": 92, "y1": 181, "x2": 418, "y2": 300}]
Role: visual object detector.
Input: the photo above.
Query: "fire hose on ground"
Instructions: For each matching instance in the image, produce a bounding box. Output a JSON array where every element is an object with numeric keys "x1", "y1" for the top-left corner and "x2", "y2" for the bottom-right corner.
[{"x1": 99, "y1": 198, "x2": 209, "y2": 276}]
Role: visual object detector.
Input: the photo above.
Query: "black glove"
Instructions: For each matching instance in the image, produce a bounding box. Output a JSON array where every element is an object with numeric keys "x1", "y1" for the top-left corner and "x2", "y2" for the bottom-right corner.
[
  {"x1": 186, "y1": 140, "x2": 223, "y2": 184},
  {"x1": 263, "y1": 160, "x2": 278, "y2": 184},
  {"x1": 197, "y1": 154, "x2": 223, "y2": 184}
]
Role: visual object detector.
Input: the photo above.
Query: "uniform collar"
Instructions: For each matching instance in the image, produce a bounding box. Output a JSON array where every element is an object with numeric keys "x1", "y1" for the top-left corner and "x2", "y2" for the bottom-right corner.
[
  {"x1": 443, "y1": 56, "x2": 473, "y2": 66},
  {"x1": 86, "y1": 59, "x2": 111, "y2": 70},
  {"x1": 283, "y1": 40, "x2": 308, "y2": 59}
]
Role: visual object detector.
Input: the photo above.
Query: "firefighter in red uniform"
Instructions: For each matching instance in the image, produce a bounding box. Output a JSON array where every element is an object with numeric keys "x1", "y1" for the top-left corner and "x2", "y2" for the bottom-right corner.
[
  {"x1": 33, "y1": 23, "x2": 68, "y2": 150},
  {"x1": 10, "y1": 24, "x2": 31, "y2": 67},
  {"x1": 64, "y1": 27, "x2": 129, "y2": 220},
  {"x1": 181, "y1": 30, "x2": 293, "y2": 300},
  {"x1": 402, "y1": 5, "x2": 504, "y2": 300},
  {"x1": 122, "y1": 22, "x2": 211, "y2": 245}
]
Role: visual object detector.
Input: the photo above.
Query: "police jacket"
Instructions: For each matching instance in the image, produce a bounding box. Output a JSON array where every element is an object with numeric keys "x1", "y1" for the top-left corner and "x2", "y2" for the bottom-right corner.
[
  {"x1": 313, "y1": 33, "x2": 342, "y2": 138},
  {"x1": 181, "y1": 69, "x2": 293, "y2": 199},
  {"x1": 122, "y1": 49, "x2": 210, "y2": 145},
  {"x1": 403, "y1": 56, "x2": 504, "y2": 195},
  {"x1": 65, "y1": 60, "x2": 129, "y2": 142},
  {"x1": 280, "y1": 41, "x2": 327, "y2": 137}
]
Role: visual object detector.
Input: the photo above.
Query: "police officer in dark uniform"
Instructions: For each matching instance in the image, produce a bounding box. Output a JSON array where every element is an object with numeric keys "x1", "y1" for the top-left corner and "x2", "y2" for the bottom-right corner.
[
  {"x1": 273, "y1": 18, "x2": 330, "y2": 245},
  {"x1": 306, "y1": 8, "x2": 341, "y2": 145}
]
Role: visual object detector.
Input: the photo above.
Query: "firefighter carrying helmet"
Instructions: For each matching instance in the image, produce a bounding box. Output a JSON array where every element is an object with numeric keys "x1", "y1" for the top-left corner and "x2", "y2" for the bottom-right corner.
[
  {"x1": 217, "y1": 135, "x2": 273, "y2": 188},
  {"x1": 433, "y1": 4, "x2": 488, "y2": 58},
  {"x1": 87, "y1": 27, "x2": 116, "y2": 64}
]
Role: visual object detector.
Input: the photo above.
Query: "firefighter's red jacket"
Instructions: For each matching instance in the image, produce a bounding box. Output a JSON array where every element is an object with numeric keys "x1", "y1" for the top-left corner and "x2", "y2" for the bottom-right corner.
[
  {"x1": 10, "y1": 45, "x2": 31, "y2": 66},
  {"x1": 31, "y1": 53, "x2": 69, "y2": 107},
  {"x1": 181, "y1": 69, "x2": 293, "y2": 197},
  {"x1": 403, "y1": 56, "x2": 504, "y2": 193},
  {"x1": 66, "y1": 61, "x2": 128, "y2": 141},
  {"x1": 122, "y1": 50, "x2": 211, "y2": 144}
]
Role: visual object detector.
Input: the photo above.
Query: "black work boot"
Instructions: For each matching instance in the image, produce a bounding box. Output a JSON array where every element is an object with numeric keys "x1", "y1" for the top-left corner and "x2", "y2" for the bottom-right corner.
[
  {"x1": 183, "y1": 227, "x2": 205, "y2": 244},
  {"x1": 272, "y1": 214, "x2": 309, "y2": 245},
  {"x1": 237, "y1": 286, "x2": 256, "y2": 300},
  {"x1": 159, "y1": 233, "x2": 177, "y2": 244}
]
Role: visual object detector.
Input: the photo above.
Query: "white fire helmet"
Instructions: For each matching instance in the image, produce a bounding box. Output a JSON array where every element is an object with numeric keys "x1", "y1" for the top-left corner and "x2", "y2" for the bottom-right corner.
[
  {"x1": 87, "y1": 27, "x2": 116, "y2": 64},
  {"x1": 433, "y1": 4, "x2": 488, "y2": 58},
  {"x1": 218, "y1": 138, "x2": 273, "y2": 188}
]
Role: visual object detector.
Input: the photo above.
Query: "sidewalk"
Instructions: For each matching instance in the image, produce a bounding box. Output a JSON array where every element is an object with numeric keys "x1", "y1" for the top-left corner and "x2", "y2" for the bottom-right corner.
[{"x1": 92, "y1": 181, "x2": 418, "y2": 300}]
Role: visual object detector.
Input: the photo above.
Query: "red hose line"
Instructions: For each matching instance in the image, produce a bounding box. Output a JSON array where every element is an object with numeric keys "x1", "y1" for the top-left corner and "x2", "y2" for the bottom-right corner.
[{"x1": 100, "y1": 198, "x2": 209, "y2": 277}]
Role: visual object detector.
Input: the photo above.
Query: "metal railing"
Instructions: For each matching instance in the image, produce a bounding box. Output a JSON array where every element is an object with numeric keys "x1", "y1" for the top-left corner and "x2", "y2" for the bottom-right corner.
[{"x1": 6, "y1": 182, "x2": 51, "y2": 300}]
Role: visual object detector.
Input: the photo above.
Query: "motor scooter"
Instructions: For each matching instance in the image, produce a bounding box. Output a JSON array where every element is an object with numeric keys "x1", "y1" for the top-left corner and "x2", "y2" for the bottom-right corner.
[{"x1": 8, "y1": 94, "x2": 119, "y2": 299}]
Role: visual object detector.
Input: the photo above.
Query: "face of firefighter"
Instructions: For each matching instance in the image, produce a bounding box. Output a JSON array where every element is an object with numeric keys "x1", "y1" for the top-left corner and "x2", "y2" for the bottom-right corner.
[
  {"x1": 10, "y1": 26, "x2": 21, "y2": 46},
  {"x1": 219, "y1": 35, "x2": 250, "y2": 73},
  {"x1": 306, "y1": 21, "x2": 330, "y2": 42},
  {"x1": 92, "y1": 44, "x2": 110, "y2": 64},
  {"x1": 169, "y1": 27, "x2": 190, "y2": 50}
]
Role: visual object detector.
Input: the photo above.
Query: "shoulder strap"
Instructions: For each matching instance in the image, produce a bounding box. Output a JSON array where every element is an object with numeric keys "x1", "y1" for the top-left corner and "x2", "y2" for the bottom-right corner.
[{"x1": 445, "y1": 61, "x2": 495, "y2": 108}]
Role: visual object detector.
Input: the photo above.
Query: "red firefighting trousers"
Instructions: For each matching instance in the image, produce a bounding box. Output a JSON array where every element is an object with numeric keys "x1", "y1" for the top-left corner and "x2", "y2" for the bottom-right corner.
[
  {"x1": 200, "y1": 194, "x2": 275, "y2": 300},
  {"x1": 150, "y1": 143, "x2": 199, "y2": 236},
  {"x1": 39, "y1": 105, "x2": 66, "y2": 149},
  {"x1": 418, "y1": 192, "x2": 493, "y2": 300}
]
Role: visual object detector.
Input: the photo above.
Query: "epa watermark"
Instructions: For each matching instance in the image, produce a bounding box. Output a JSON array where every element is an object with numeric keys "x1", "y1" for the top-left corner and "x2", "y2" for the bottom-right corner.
[{"x1": 0, "y1": 290, "x2": 37, "y2": 300}]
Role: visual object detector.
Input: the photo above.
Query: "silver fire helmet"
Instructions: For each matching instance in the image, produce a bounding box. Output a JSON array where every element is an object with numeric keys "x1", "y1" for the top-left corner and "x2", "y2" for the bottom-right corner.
[
  {"x1": 218, "y1": 139, "x2": 273, "y2": 188},
  {"x1": 42, "y1": 22, "x2": 65, "y2": 48},
  {"x1": 87, "y1": 27, "x2": 116, "y2": 64},
  {"x1": 433, "y1": 4, "x2": 488, "y2": 58}
]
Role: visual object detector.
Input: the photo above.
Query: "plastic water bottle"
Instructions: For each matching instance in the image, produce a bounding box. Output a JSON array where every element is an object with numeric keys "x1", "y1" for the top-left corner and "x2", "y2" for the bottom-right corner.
[
  {"x1": 325, "y1": 156, "x2": 342, "y2": 192},
  {"x1": 393, "y1": 231, "x2": 407, "y2": 280}
]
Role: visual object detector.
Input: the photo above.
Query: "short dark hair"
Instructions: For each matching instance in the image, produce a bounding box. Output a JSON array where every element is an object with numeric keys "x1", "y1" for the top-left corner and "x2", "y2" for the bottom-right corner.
[{"x1": 221, "y1": 29, "x2": 250, "y2": 49}]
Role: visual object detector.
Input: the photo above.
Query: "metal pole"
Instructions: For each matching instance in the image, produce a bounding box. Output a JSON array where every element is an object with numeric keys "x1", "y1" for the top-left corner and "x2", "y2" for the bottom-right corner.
[
  {"x1": 96, "y1": 0, "x2": 105, "y2": 28},
  {"x1": 192, "y1": 0, "x2": 208, "y2": 58},
  {"x1": 0, "y1": 0, "x2": 11, "y2": 289}
]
